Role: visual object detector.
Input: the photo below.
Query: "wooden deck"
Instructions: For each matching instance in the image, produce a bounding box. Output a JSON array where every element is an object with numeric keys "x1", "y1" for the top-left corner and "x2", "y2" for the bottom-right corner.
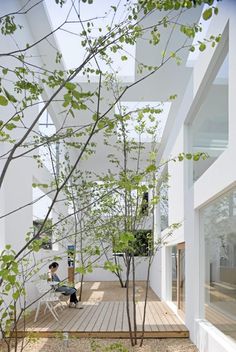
[{"x1": 16, "y1": 301, "x2": 188, "y2": 339}]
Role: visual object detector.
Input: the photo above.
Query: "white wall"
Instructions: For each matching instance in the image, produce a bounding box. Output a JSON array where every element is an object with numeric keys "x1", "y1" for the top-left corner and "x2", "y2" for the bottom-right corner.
[
  {"x1": 84, "y1": 257, "x2": 149, "y2": 282},
  {"x1": 149, "y1": 2, "x2": 236, "y2": 352}
]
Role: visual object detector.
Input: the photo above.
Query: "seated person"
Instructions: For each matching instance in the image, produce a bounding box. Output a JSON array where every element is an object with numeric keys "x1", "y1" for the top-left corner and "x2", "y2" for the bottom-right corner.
[{"x1": 48, "y1": 261, "x2": 82, "y2": 308}]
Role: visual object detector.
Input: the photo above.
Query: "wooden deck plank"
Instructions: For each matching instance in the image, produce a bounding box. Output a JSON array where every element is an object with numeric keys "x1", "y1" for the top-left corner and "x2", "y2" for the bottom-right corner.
[
  {"x1": 114, "y1": 301, "x2": 124, "y2": 331},
  {"x1": 135, "y1": 301, "x2": 144, "y2": 331},
  {"x1": 92, "y1": 302, "x2": 110, "y2": 332},
  {"x1": 28, "y1": 310, "x2": 55, "y2": 331},
  {"x1": 68, "y1": 303, "x2": 96, "y2": 332},
  {"x1": 106, "y1": 301, "x2": 119, "y2": 331},
  {"x1": 16, "y1": 310, "x2": 35, "y2": 330},
  {"x1": 77, "y1": 303, "x2": 103, "y2": 332},
  {"x1": 122, "y1": 302, "x2": 129, "y2": 332},
  {"x1": 85, "y1": 302, "x2": 105, "y2": 331},
  {"x1": 148, "y1": 301, "x2": 164, "y2": 331},
  {"x1": 138, "y1": 301, "x2": 151, "y2": 331},
  {"x1": 151, "y1": 302, "x2": 173, "y2": 331},
  {"x1": 14, "y1": 280, "x2": 190, "y2": 340},
  {"x1": 145, "y1": 302, "x2": 161, "y2": 331},
  {"x1": 158, "y1": 303, "x2": 182, "y2": 332},
  {"x1": 100, "y1": 302, "x2": 116, "y2": 331},
  {"x1": 122, "y1": 301, "x2": 135, "y2": 332},
  {"x1": 60, "y1": 304, "x2": 89, "y2": 332},
  {"x1": 148, "y1": 301, "x2": 167, "y2": 331}
]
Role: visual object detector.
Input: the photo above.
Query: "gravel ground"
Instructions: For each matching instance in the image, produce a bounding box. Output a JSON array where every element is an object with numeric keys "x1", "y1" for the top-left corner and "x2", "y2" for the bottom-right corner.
[{"x1": 0, "y1": 337, "x2": 199, "y2": 352}]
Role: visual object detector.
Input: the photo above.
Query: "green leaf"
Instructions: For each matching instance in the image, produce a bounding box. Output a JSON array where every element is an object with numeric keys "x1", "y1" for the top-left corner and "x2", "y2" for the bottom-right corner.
[
  {"x1": 12, "y1": 115, "x2": 21, "y2": 122},
  {"x1": 0, "y1": 95, "x2": 8, "y2": 106},
  {"x1": 121, "y1": 55, "x2": 128, "y2": 61},
  {"x1": 12, "y1": 291, "x2": 20, "y2": 300},
  {"x1": 193, "y1": 154, "x2": 200, "y2": 161},
  {"x1": 202, "y1": 8, "x2": 212, "y2": 21},
  {"x1": 5, "y1": 123, "x2": 16, "y2": 130},
  {"x1": 4, "y1": 88, "x2": 17, "y2": 103},
  {"x1": 199, "y1": 43, "x2": 206, "y2": 52},
  {"x1": 146, "y1": 164, "x2": 156, "y2": 173},
  {"x1": 8, "y1": 275, "x2": 16, "y2": 285},
  {"x1": 65, "y1": 82, "x2": 76, "y2": 91},
  {"x1": 71, "y1": 90, "x2": 81, "y2": 101},
  {"x1": 185, "y1": 153, "x2": 192, "y2": 160},
  {"x1": 75, "y1": 266, "x2": 86, "y2": 274}
]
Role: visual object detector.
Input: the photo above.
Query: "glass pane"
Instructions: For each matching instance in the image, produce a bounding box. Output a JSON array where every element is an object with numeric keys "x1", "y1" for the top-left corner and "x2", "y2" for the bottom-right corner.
[
  {"x1": 160, "y1": 181, "x2": 169, "y2": 231},
  {"x1": 179, "y1": 248, "x2": 185, "y2": 312},
  {"x1": 172, "y1": 246, "x2": 177, "y2": 305},
  {"x1": 201, "y1": 188, "x2": 236, "y2": 341},
  {"x1": 192, "y1": 54, "x2": 228, "y2": 181}
]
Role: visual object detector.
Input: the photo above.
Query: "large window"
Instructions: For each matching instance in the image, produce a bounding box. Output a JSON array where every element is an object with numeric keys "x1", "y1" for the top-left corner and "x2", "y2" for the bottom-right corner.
[
  {"x1": 171, "y1": 243, "x2": 185, "y2": 313},
  {"x1": 172, "y1": 245, "x2": 177, "y2": 304},
  {"x1": 160, "y1": 181, "x2": 169, "y2": 231},
  {"x1": 201, "y1": 188, "x2": 236, "y2": 340},
  {"x1": 192, "y1": 53, "x2": 228, "y2": 181}
]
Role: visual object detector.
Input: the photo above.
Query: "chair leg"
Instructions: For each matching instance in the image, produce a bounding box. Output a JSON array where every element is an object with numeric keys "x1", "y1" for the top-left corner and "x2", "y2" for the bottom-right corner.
[
  {"x1": 46, "y1": 302, "x2": 59, "y2": 321},
  {"x1": 59, "y1": 300, "x2": 64, "y2": 310},
  {"x1": 34, "y1": 301, "x2": 41, "y2": 322}
]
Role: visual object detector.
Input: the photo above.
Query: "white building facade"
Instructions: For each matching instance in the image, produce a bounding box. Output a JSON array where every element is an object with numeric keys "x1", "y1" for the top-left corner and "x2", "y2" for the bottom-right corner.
[{"x1": 149, "y1": 1, "x2": 236, "y2": 352}]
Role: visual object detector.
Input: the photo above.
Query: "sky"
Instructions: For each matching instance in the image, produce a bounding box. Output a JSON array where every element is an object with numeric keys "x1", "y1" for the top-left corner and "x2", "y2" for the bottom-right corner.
[{"x1": 44, "y1": 0, "x2": 136, "y2": 77}]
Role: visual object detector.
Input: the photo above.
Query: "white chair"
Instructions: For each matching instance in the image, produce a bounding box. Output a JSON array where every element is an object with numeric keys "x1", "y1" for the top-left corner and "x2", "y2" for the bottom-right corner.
[{"x1": 34, "y1": 281, "x2": 64, "y2": 322}]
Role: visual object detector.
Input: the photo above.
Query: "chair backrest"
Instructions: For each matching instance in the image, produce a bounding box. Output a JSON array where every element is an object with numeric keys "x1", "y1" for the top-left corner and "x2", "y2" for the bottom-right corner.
[
  {"x1": 36, "y1": 281, "x2": 52, "y2": 295},
  {"x1": 36, "y1": 281, "x2": 60, "y2": 301}
]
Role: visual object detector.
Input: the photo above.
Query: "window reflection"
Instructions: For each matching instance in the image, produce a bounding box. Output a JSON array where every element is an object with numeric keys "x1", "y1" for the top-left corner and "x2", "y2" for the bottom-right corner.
[{"x1": 201, "y1": 188, "x2": 236, "y2": 341}]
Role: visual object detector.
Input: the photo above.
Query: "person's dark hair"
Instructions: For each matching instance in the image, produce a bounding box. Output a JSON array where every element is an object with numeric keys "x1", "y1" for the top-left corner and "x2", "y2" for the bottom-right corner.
[{"x1": 49, "y1": 262, "x2": 59, "y2": 269}]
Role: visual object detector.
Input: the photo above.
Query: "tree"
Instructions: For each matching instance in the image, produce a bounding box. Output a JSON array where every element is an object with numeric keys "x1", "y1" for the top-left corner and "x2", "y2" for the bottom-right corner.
[{"x1": 0, "y1": 0, "x2": 220, "y2": 350}]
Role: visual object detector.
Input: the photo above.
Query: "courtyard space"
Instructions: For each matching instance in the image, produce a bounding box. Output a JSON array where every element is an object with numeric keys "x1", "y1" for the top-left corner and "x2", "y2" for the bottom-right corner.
[{"x1": 15, "y1": 281, "x2": 188, "y2": 339}]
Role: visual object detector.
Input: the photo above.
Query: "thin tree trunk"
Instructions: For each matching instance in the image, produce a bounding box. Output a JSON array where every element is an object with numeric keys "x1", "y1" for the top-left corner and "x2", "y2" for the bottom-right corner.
[
  {"x1": 13, "y1": 302, "x2": 18, "y2": 352},
  {"x1": 140, "y1": 255, "x2": 152, "y2": 346},
  {"x1": 114, "y1": 254, "x2": 125, "y2": 288},
  {"x1": 131, "y1": 254, "x2": 137, "y2": 344},
  {"x1": 125, "y1": 256, "x2": 134, "y2": 346},
  {"x1": 78, "y1": 273, "x2": 84, "y2": 301}
]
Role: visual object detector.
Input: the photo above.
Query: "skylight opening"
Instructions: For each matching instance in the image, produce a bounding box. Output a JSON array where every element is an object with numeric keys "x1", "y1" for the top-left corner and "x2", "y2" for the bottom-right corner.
[
  {"x1": 116, "y1": 101, "x2": 171, "y2": 143},
  {"x1": 44, "y1": 0, "x2": 135, "y2": 78}
]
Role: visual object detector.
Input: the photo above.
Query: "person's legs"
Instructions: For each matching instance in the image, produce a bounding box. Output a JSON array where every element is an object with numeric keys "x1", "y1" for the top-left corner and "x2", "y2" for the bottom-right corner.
[
  {"x1": 56, "y1": 286, "x2": 82, "y2": 308},
  {"x1": 69, "y1": 291, "x2": 78, "y2": 303}
]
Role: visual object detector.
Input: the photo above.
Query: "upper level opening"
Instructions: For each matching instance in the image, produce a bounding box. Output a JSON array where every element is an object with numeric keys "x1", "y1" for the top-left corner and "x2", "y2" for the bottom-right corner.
[{"x1": 192, "y1": 52, "x2": 228, "y2": 182}]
